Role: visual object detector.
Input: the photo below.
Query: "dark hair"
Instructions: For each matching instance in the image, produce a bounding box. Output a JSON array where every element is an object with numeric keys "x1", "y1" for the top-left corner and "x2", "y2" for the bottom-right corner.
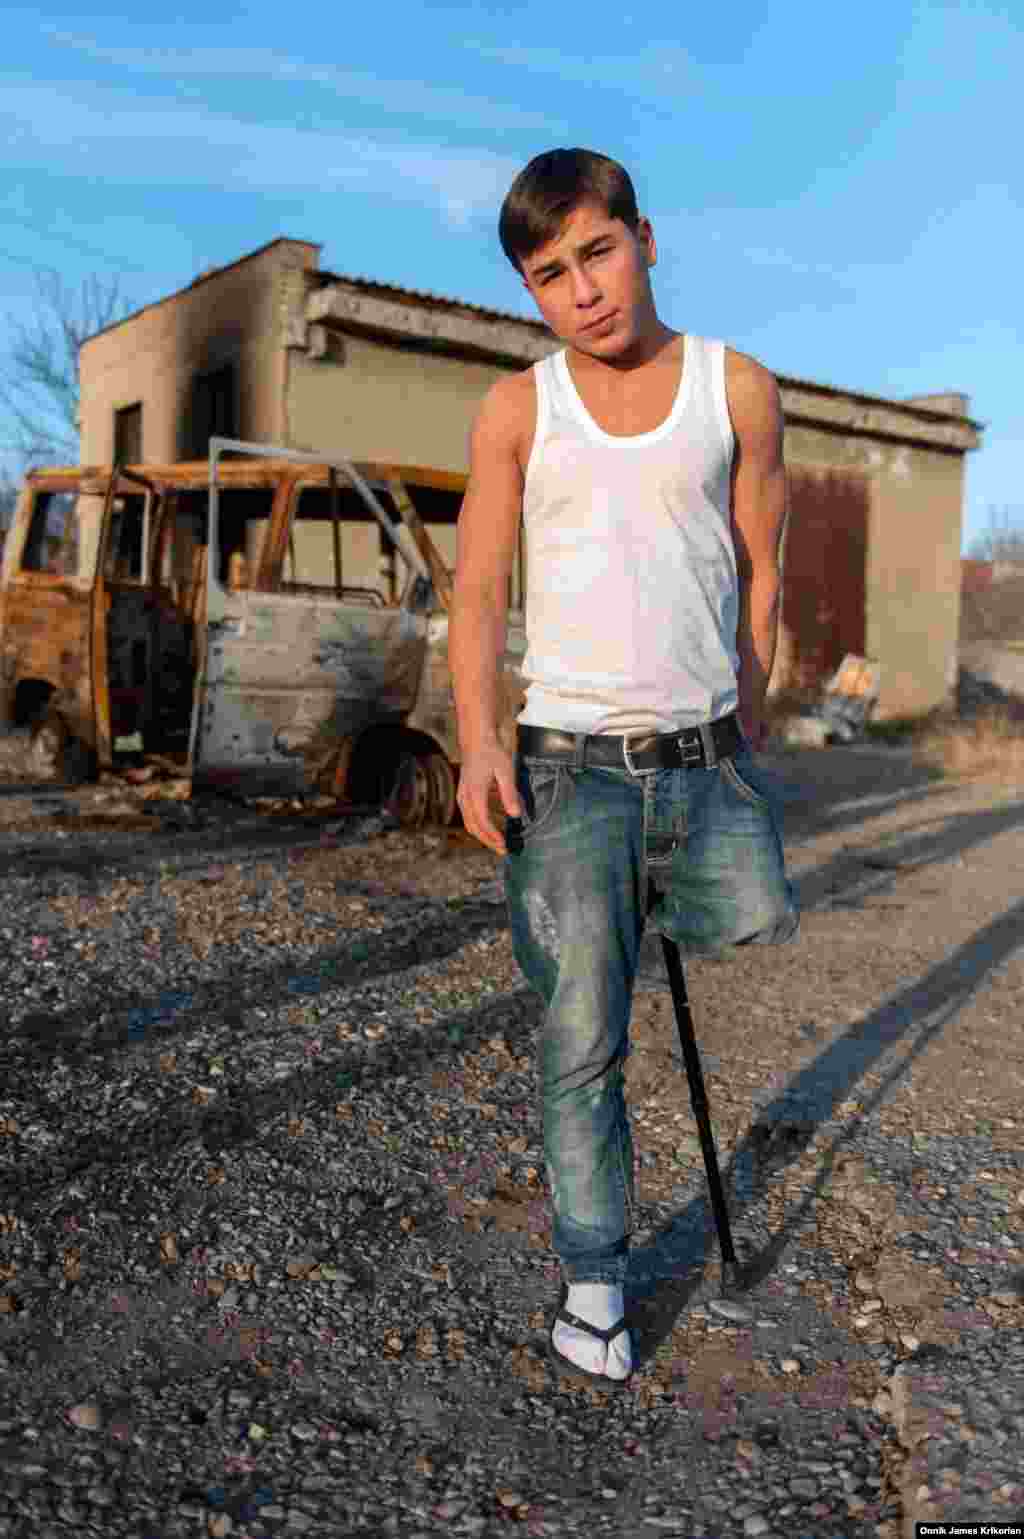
[{"x1": 499, "y1": 148, "x2": 640, "y2": 274}]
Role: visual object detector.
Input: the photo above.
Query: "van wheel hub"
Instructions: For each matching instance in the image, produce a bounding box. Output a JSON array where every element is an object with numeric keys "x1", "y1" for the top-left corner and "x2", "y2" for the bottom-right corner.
[
  {"x1": 27, "y1": 711, "x2": 67, "y2": 781},
  {"x1": 385, "y1": 752, "x2": 430, "y2": 828},
  {"x1": 424, "y1": 752, "x2": 456, "y2": 827}
]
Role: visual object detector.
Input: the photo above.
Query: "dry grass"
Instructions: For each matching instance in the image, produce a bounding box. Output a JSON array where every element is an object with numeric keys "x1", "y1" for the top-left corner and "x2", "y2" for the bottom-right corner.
[{"x1": 916, "y1": 706, "x2": 1024, "y2": 782}]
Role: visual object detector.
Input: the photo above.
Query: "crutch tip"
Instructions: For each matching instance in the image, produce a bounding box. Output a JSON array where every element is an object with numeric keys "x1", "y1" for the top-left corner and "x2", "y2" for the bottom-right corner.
[{"x1": 719, "y1": 1258, "x2": 749, "y2": 1297}]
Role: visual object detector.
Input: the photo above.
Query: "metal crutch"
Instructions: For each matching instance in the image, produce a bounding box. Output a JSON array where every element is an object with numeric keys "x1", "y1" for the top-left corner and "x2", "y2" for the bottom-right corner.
[{"x1": 652, "y1": 888, "x2": 740, "y2": 1295}]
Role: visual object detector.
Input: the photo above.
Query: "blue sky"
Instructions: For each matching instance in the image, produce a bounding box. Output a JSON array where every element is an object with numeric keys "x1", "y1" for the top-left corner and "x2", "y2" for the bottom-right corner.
[{"x1": 1, "y1": 0, "x2": 1020, "y2": 551}]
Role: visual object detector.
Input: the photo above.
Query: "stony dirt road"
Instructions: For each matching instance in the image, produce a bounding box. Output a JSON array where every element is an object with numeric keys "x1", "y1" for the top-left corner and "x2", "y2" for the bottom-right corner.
[{"x1": 0, "y1": 742, "x2": 1022, "y2": 1538}]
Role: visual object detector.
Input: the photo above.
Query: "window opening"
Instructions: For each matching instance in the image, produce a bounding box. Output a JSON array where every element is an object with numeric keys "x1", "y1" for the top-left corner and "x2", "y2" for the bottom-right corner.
[
  {"x1": 282, "y1": 482, "x2": 386, "y2": 603},
  {"x1": 189, "y1": 366, "x2": 236, "y2": 461},
  {"x1": 389, "y1": 481, "x2": 460, "y2": 607},
  {"x1": 171, "y1": 486, "x2": 273, "y2": 589},
  {"x1": 22, "y1": 490, "x2": 80, "y2": 574},
  {"x1": 113, "y1": 403, "x2": 143, "y2": 465},
  {"x1": 103, "y1": 493, "x2": 147, "y2": 582},
  {"x1": 378, "y1": 522, "x2": 409, "y2": 605}
]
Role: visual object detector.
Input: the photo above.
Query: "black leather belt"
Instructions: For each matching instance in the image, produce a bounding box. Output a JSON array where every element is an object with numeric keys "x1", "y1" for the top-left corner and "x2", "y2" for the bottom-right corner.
[{"x1": 516, "y1": 713, "x2": 744, "y2": 772}]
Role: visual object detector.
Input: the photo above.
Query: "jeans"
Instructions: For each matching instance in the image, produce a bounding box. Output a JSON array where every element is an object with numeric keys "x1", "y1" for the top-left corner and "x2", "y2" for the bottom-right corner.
[{"x1": 503, "y1": 736, "x2": 799, "y2": 1285}]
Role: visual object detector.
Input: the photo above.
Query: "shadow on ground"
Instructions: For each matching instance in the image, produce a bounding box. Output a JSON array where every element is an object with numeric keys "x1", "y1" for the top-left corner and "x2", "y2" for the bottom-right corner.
[
  {"x1": 628, "y1": 885, "x2": 1024, "y2": 1367},
  {"x1": 4, "y1": 743, "x2": 1023, "y2": 1389}
]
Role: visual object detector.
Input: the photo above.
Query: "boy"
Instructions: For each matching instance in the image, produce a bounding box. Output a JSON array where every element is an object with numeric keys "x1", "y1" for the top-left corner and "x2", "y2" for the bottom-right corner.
[{"x1": 449, "y1": 148, "x2": 798, "y2": 1385}]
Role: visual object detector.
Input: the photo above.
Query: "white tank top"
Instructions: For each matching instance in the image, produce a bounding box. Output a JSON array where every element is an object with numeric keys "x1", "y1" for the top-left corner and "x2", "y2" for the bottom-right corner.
[{"x1": 517, "y1": 334, "x2": 740, "y2": 735}]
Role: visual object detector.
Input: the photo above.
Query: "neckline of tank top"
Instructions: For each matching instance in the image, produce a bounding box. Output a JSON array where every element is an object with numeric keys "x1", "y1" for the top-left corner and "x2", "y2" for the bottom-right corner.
[{"x1": 554, "y1": 333, "x2": 695, "y2": 448}]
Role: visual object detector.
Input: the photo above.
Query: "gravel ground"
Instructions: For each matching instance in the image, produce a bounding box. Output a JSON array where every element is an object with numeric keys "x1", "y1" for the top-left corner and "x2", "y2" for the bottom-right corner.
[{"x1": 1, "y1": 740, "x2": 1023, "y2": 1538}]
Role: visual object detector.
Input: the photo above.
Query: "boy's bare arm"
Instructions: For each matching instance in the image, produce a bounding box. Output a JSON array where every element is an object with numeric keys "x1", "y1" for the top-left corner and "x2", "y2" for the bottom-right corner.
[
  {"x1": 449, "y1": 374, "x2": 530, "y2": 852},
  {"x1": 726, "y1": 350, "x2": 788, "y2": 748}
]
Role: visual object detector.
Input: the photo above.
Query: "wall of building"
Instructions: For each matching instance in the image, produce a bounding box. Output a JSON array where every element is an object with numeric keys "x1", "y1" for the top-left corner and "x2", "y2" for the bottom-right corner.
[
  {"x1": 783, "y1": 422, "x2": 966, "y2": 718},
  {"x1": 865, "y1": 447, "x2": 964, "y2": 719},
  {"x1": 286, "y1": 332, "x2": 511, "y2": 473},
  {"x1": 79, "y1": 241, "x2": 318, "y2": 467},
  {"x1": 287, "y1": 332, "x2": 532, "y2": 605},
  {"x1": 79, "y1": 243, "x2": 978, "y2": 723}
]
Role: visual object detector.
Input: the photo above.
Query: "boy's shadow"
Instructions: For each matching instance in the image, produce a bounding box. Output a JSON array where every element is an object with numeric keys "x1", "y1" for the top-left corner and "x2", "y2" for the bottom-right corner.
[
  {"x1": 623, "y1": 1134, "x2": 809, "y2": 1367},
  {"x1": 623, "y1": 883, "x2": 1024, "y2": 1368},
  {"x1": 624, "y1": 887, "x2": 799, "y2": 1359}
]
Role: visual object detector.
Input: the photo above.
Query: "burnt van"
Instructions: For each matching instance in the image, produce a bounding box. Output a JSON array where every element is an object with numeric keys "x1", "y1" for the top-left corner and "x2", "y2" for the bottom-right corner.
[{"x1": 0, "y1": 439, "x2": 528, "y2": 825}]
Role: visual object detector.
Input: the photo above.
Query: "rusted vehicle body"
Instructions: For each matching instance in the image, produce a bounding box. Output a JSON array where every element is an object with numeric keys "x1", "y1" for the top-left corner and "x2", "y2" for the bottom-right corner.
[{"x1": 0, "y1": 438, "x2": 527, "y2": 824}]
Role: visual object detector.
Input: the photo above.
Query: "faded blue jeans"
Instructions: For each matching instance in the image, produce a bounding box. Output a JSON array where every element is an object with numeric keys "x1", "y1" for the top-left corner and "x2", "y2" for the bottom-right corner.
[{"x1": 503, "y1": 733, "x2": 798, "y2": 1285}]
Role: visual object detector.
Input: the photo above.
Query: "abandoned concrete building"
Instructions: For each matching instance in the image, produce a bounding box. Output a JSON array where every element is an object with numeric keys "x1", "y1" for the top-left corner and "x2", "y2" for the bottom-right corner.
[{"x1": 78, "y1": 237, "x2": 983, "y2": 721}]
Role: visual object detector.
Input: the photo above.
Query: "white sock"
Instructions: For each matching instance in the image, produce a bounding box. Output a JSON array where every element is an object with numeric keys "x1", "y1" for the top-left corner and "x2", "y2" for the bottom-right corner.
[{"x1": 553, "y1": 1282, "x2": 632, "y2": 1380}]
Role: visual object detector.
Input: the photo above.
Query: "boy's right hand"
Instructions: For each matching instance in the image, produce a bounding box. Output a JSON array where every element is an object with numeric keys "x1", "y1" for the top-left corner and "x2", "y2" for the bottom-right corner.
[{"x1": 456, "y1": 744, "x2": 523, "y2": 856}]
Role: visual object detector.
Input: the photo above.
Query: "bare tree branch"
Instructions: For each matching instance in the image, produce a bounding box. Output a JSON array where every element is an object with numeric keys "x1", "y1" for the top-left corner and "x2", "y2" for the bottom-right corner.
[
  {"x1": 967, "y1": 505, "x2": 1024, "y2": 563},
  {"x1": 0, "y1": 269, "x2": 134, "y2": 469},
  {"x1": 0, "y1": 467, "x2": 17, "y2": 529}
]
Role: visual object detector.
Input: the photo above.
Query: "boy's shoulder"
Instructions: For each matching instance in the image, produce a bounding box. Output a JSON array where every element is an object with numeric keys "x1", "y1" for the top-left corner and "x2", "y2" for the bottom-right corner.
[
  {"x1": 487, "y1": 359, "x2": 542, "y2": 411},
  {"x1": 724, "y1": 343, "x2": 776, "y2": 390},
  {"x1": 723, "y1": 345, "x2": 782, "y2": 438},
  {"x1": 475, "y1": 362, "x2": 541, "y2": 470}
]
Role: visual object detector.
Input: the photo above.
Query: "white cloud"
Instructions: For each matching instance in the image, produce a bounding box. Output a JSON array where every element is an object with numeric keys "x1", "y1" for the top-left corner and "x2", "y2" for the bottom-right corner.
[
  {"x1": 0, "y1": 78, "x2": 521, "y2": 229},
  {"x1": 40, "y1": 27, "x2": 563, "y2": 138},
  {"x1": 464, "y1": 37, "x2": 701, "y2": 94},
  {"x1": 649, "y1": 209, "x2": 864, "y2": 301}
]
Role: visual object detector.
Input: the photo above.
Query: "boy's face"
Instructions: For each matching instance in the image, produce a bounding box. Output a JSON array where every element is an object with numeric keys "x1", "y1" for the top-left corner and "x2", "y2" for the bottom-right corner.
[{"x1": 519, "y1": 199, "x2": 658, "y2": 359}]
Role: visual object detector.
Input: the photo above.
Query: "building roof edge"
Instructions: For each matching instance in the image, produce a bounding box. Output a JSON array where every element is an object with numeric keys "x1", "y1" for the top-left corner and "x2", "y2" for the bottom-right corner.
[{"x1": 80, "y1": 237, "x2": 323, "y2": 346}]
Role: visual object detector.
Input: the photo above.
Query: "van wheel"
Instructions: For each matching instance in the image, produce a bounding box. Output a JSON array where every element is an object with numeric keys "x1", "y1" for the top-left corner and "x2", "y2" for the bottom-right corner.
[
  {"x1": 384, "y1": 751, "x2": 430, "y2": 829},
  {"x1": 424, "y1": 752, "x2": 456, "y2": 827},
  {"x1": 27, "y1": 710, "x2": 94, "y2": 785}
]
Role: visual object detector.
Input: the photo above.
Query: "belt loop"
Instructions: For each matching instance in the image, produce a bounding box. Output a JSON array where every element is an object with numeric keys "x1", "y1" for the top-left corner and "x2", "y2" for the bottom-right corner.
[
  {"x1": 574, "y1": 732, "x2": 587, "y2": 771},
  {"x1": 698, "y1": 720, "x2": 718, "y2": 770},
  {"x1": 622, "y1": 732, "x2": 638, "y2": 777}
]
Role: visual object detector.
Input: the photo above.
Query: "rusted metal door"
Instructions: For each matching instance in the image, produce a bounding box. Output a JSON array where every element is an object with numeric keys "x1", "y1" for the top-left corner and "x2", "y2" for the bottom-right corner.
[
  {"x1": 191, "y1": 439, "x2": 434, "y2": 795},
  {"x1": 781, "y1": 467, "x2": 868, "y2": 691},
  {"x1": 93, "y1": 468, "x2": 161, "y2": 762}
]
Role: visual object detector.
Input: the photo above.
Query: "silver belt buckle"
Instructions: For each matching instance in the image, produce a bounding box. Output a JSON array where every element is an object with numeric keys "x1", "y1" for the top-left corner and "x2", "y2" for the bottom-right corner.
[
  {"x1": 674, "y1": 730, "x2": 698, "y2": 768},
  {"x1": 675, "y1": 725, "x2": 715, "y2": 768},
  {"x1": 622, "y1": 730, "x2": 647, "y2": 777}
]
